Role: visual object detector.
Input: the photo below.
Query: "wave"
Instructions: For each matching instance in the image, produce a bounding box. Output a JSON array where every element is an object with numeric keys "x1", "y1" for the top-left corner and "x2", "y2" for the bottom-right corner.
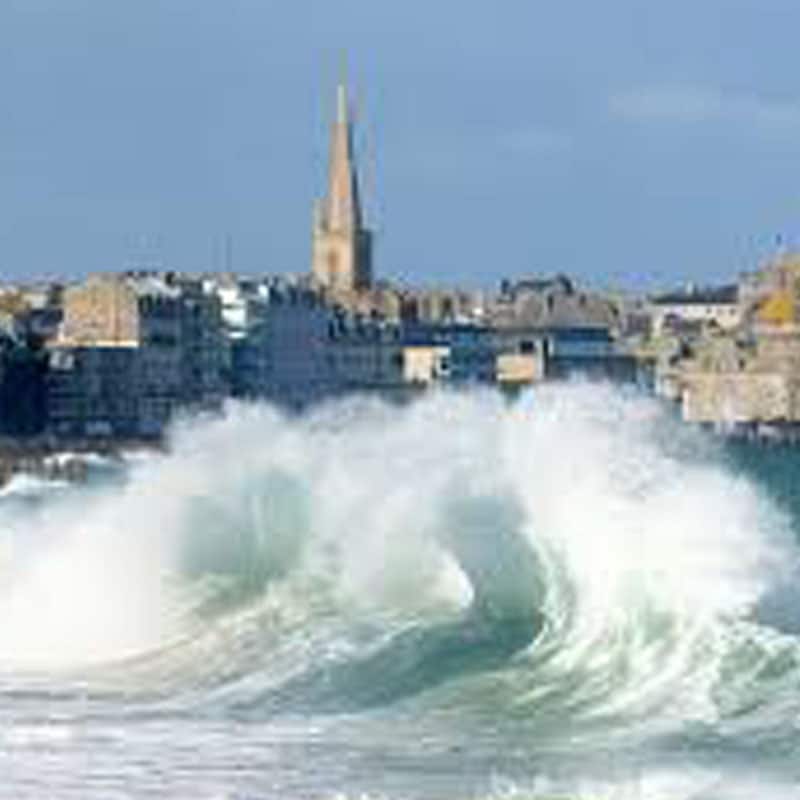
[{"x1": 0, "y1": 384, "x2": 798, "y2": 749}]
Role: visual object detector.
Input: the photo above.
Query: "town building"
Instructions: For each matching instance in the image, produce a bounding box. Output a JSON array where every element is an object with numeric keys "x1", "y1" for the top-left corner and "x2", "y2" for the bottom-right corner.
[
  {"x1": 0, "y1": 328, "x2": 47, "y2": 436},
  {"x1": 327, "y1": 313, "x2": 406, "y2": 395},
  {"x1": 47, "y1": 273, "x2": 226, "y2": 437},
  {"x1": 221, "y1": 278, "x2": 334, "y2": 408},
  {"x1": 654, "y1": 255, "x2": 800, "y2": 428},
  {"x1": 403, "y1": 323, "x2": 497, "y2": 385},
  {"x1": 487, "y1": 277, "x2": 637, "y2": 385},
  {"x1": 490, "y1": 275, "x2": 619, "y2": 330},
  {"x1": 648, "y1": 284, "x2": 740, "y2": 336}
]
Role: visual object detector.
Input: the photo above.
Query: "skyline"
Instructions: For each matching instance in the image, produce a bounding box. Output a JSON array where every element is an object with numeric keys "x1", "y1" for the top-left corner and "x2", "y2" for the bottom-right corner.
[{"x1": 2, "y1": 0, "x2": 800, "y2": 289}]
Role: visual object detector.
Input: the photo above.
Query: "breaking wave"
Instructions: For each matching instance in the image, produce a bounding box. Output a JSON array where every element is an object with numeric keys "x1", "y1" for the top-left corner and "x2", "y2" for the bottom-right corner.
[{"x1": 1, "y1": 383, "x2": 800, "y2": 797}]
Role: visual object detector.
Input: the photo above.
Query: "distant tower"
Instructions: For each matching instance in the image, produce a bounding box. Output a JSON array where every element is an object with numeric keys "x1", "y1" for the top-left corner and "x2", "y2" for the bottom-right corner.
[{"x1": 311, "y1": 83, "x2": 373, "y2": 293}]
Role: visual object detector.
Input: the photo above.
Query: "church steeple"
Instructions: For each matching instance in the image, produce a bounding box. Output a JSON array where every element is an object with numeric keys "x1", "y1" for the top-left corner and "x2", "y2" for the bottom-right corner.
[
  {"x1": 326, "y1": 83, "x2": 362, "y2": 233},
  {"x1": 337, "y1": 82, "x2": 348, "y2": 126},
  {"x1": 312, "y1": 81, "x2": 373, "y2": 293}
]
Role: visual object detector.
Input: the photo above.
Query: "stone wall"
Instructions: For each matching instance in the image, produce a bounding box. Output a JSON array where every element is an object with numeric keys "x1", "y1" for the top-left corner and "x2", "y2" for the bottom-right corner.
[{"x1": 681, "y1": 372, "x2": 799, "y2": 423}]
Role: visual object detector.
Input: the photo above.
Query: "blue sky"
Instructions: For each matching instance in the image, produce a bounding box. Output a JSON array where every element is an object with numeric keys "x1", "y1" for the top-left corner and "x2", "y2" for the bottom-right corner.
[{"x1": 1, "y1": 0, "x2": 799, "y2": 289}]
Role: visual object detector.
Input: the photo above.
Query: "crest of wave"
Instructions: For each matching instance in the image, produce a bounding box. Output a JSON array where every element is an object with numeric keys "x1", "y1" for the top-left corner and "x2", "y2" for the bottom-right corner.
[
  {"x1": 0, "y1": 383, "x2": 794, "y2": 699},
  {"x1": 497, "y1": 383, "x2": 798, "y2": 726}
]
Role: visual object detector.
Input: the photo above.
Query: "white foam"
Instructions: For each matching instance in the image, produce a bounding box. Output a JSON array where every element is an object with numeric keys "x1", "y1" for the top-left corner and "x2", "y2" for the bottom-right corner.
[{"x1": 0, "y1": 382, "x2": 795, "y2": 730}]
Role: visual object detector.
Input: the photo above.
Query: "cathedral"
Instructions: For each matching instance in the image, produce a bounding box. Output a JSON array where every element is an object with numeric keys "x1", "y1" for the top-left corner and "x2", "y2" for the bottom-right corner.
[{"x1": 311, "y1": 84, "x2": 373, "y2": 294}]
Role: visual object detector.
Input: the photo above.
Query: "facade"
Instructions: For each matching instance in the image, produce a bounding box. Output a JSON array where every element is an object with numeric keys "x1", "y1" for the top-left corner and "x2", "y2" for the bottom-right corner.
[
  {"x1": 48, "y1": 346, "x2": 164, "y2": 437},
  {"x1": 175, "y1": 277, "x2": 229, "y2": 412},
  {"x1": 543, "y1": 326, "x2": 637, "y2": 382},
  {"x1": 403, "y1": 323, "x2": 496, "y2": 385},
  {"x1": 327, "y1": 313, "x2": 405, "y2": 395},
  {"x1": 490, "y1": 275, "x2": 619, "y2": 330},
  {"x1": 681, "y1": 372, "x2": 794, "y2": 424},
  {"x1": 227, "y1": 281, "x2": 334, "y2": 408},
  {"x1": 496, "y1": 353, "x2": 543, "y2": 386},
  {"x1": 48, "y1": 273, "x2": 226, "y2": 437},
  {"x1": 673, "y1": 329, "x2": 800, "y2": 424},
  {"x1": 648, "y1": 284, "x2": 740, "y2": 336},
  {"x1": 657, "y1": 258, "x2": 800, "y2": 427},
  {"x1": 0, "y1": 331, "x2": 47, "y2": 436},
  {"x1": 401, "y1": 288, "x2": 487, "y2": 325},
  {"x1": 403, "y1": 346, "x2": 451, "y2": 385},
  {"x1": 738, "y1": 253, "x2": 800, "y2": 322},
  {"x1": 311, "y1": 84, "x2": 373, "y2": 295},
  {"x1": 59, "y1": 275, "x2": 143, "y2": 346},
  {"x1": 259, "y1": 286, "x2": 333, "y2": 407}
]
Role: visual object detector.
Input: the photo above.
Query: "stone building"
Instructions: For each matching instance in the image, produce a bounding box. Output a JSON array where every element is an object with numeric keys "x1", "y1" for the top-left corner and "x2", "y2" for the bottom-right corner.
[
  {"x1": 174, "y1": 276, "x2": 229, "y2": 412},
  {"x1": 48, "y1": 273, "x2": 226, "y2": 437},
  {"x1": 495, "y1": 352, "x2": 544, "y2": 387},
  {"x1": 677, "y1": 333, "x2": 800, "y2": 424},
  {"x1": 327, "y1": 313, "x2": 406, "y2": 395},
  {"x1": 402, "y1": 346, "x2": 451, "y2": 385},
  {"x1": 311, "y1": 84, "x2": 373, "y2": 295},
  {"x1": 403, "y1": 323, "x2": 497, "y2": 385},
  {"x1": 59, "y1": 275, "x2": 143, "y2": 346},
  {"x1": 225, "y1": 280, "x2": 335, "y2": 408},
  {"x1": 666, "y1": 254, "x2": 800, "y2": 427},
  {"x1": 738, "y1": 253, "x2": 800, "y2": 325},
  {"x1": 489, "y1": 275, "x2": 619, "y2": 330},
  {"x1": 648, "y1": 284, "x2": 740, "y2": 336},
  {"x1": 400, "y1": 288, "x2": 487, "y2": 325}
]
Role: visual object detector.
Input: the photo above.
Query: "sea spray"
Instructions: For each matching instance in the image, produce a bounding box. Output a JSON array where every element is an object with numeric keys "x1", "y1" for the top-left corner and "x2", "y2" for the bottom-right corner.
[
  {"x1": 0, "y1": 384, "x2": 796, "y2": 730},
  {"x1": 1, "y1": 384, "x2": 800, "y2": 796}
]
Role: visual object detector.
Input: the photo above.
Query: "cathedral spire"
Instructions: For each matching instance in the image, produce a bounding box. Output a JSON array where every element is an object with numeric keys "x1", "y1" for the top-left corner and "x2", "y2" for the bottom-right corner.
[
  {"x1": 337, "y1": 82, "x2": 348, "y2": 126},
  {"x1": 311, "y1": 80, "x2": 373, "y2": 292},
  {"x1": 326, "y1": 82, "x2": 362, "y2": 233}
]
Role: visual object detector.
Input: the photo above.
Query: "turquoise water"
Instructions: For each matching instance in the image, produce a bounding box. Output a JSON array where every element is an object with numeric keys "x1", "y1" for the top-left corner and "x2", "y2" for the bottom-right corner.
[{"x1": 0, "y1": 384, "x2": 799, "y2": 799}]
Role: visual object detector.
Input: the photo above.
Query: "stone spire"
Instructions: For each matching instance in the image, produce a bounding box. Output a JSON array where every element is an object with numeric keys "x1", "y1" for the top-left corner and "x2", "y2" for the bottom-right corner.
[
  {"x1": 311, "y1": 81, "x2": 372, "y2": 293},
  {"x1": 325, "y1": 83, "x2": 362, "y2": 233}
]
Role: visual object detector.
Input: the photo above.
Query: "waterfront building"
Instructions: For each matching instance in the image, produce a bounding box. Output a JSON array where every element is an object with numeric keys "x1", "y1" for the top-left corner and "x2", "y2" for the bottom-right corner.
[
  {"x1": 542, "y1": 326, "x2": 637, "y2": 382},
  {"x1": 311, "y1": 84, "x2": 373, "y2": 295},
  {"x1": 48, "y1": 273, "x2": 227, "y2": 437},
  {"x1": 490, "y1": 275, "x2": 619, "y2": 330},
  {"x1": 401, "y1": 288, "x2": 487, "y2": 325},
  {"x1": 402, "y1": 346, "x2": 451, "y2": 385},
  {"x1": 403, "y1": 323, "x2": 497, "y2": 385},
  {"x1": 327, "y1": 313, "x2": 405, "y2": 394},
  {"x1": 0, "y1": 330, "x2": 47, "y2": 436},
  {"x1": 174, "y1": 277, "x2": 230, "y2": 412},
  {"x1": 738, "y1": 253, "x2": 800, "y2": 324},
  {"x1": 495, "y1": 352, "x2": 544, "y2": 387},
  {"x1": 48, "y1": 346, "x2": 147, "y2": 437},
  {"x1": 677, "y1": 332, "x2": 800, "y2": 425},
  {"x1": 223, "y1": 279, "x2": 334, "y2": 408},
  {"x1": 648, "y1": 284, "x2": 740, "y2": 336},
  {"x1": 655, "y1": 256, "x2": 800, "y2": 427},
  {"x1": 0, "y1": 285, "x2": 62, "y2": 344},
  {"x1": 256, "y1": 285, "x2": 333, "y2": 407},
  {"x1": 486, "y1": 275, "x2": 637, "y2": 384}
]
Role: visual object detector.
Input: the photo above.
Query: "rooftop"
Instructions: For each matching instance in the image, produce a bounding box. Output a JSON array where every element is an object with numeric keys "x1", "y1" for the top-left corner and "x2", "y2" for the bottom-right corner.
[{"x1": 650, "y1": 284, "x2": 738, "y2": 306}]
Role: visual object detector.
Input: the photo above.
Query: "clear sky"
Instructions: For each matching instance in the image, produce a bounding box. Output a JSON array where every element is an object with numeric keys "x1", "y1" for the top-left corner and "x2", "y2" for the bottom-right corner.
[{"x1": 2, "y1": 0, "x2": 799, "y2": 289}]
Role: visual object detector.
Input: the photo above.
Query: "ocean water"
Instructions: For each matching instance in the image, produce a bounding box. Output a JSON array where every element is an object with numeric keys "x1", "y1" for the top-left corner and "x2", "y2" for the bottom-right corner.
[{"x1": 1, "y1": 383, "x2": 799, "y2": 799}]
